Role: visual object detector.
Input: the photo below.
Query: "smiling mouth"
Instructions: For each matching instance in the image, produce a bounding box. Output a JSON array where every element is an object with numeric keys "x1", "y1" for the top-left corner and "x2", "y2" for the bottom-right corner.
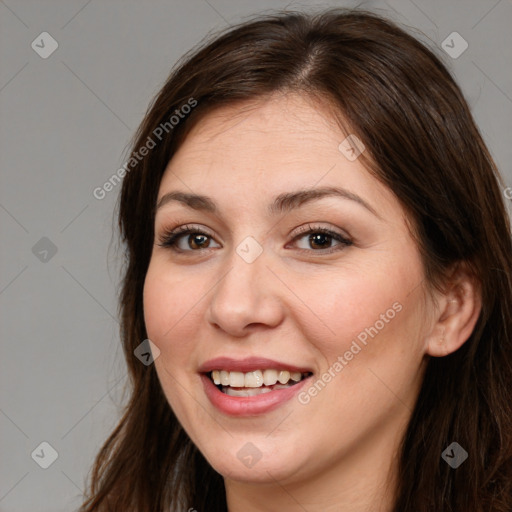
[{"x1": 207, "y1": 369, "x2": 313, "y2": 397}]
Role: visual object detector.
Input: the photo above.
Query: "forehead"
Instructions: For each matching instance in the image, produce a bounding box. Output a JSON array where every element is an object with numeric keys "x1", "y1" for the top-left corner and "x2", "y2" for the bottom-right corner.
[
  {"x1": 163, "y1": 93, "x2": 351, "y2": 187},
  {"x1": 176, "y1": 93, "x2": 343, "y2": 159},
  {"x1": 157, "y1": 93, "x2": 402, "y2": 222}
]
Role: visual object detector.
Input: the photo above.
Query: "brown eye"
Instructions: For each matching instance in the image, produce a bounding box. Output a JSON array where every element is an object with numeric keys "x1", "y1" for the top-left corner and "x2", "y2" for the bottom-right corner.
[
  {"x1": 157, "y1": 226, "x2": 221, "y2": 252},
  {"x1": 292, "y1": 225, "x2": 352, "y2": 254},
  {"x1": 188, "y1": 234, "x2": 211, "y2": 250},
  {"x1": 308, "y1": 232, "x2": 333, "y2": 250}
]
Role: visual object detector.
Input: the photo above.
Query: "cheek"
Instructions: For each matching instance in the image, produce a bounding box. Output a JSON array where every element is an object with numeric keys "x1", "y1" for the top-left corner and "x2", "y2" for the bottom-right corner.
[
  {"x1": 294, "y1": 268, "x2": 426, "y2": 434},
  {"x1": 299, "y1": 260, "x2": 424, "y2": 368},
  {"x1": 142, "y1": 264, "x2": 202, "y2": 363},
  {"x1": 143, "y1": 266, "x2": 204, "y2": 421}
]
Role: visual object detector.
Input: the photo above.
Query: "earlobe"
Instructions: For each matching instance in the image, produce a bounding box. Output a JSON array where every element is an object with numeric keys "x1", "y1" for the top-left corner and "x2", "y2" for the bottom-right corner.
[{"x1": 425, "y1": 268, "x2": 482, "y2": 358}]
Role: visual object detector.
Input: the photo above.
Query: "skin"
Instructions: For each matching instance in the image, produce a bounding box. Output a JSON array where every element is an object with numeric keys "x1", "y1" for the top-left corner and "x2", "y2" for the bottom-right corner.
[{"x1": 143, "y1": 92, "x2": 481, "y2": 512}]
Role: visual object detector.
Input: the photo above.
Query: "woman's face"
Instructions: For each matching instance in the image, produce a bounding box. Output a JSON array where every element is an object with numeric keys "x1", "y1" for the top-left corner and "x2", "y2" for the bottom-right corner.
[{"x1": 143, "y1": 93, "x2": 433, "y2": 489}]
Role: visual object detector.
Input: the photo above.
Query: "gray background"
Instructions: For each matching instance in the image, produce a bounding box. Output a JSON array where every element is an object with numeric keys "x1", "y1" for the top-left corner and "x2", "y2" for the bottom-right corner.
[{"x1": 1, "y1": 0, "x2": 511, "y2": 510}]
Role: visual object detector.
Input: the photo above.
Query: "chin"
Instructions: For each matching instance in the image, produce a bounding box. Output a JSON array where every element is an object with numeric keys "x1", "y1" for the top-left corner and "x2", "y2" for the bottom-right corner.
[{"x1": 201, "y1": 439, "x2": 307, "y2": 484}]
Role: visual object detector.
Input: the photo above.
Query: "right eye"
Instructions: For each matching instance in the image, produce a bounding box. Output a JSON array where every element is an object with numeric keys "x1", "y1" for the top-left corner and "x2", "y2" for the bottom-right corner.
[{"x1": 157, "y1": 225, "x2": 221, "y2": 252}]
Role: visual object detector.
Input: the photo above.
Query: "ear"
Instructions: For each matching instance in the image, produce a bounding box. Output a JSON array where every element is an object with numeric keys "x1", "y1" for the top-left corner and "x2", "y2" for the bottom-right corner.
[{"x1": 425, "y1": 264, "x2": 482, "y2": 357}]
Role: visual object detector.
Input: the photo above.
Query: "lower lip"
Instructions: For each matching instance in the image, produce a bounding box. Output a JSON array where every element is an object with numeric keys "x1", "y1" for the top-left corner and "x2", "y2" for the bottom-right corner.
[{"x1": 200, "y1": 373, "x2": 312, "y2": 416}]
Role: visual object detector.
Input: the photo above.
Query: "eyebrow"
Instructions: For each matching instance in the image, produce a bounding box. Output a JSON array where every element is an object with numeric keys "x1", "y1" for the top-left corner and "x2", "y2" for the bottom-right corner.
[{"x1": 156, "y1": 186, "x2": 380, "y2": 218}]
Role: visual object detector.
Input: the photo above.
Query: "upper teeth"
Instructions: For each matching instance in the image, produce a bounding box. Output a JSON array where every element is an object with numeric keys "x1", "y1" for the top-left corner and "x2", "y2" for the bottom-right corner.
[{"x1": 211, "y1": 369, "x2": 304, "y2": 387}]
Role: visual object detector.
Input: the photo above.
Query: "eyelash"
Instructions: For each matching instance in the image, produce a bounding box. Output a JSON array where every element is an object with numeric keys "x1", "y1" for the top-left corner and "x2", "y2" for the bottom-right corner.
[{"x1": 157, "y1": 223, "x2": 353, "y2": 255}]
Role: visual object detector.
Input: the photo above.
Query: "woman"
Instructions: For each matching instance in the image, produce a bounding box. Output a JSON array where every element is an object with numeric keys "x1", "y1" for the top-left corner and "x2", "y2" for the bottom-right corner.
[{"x1": 80, "y1": 8, "x2": 512, "y2": 512}]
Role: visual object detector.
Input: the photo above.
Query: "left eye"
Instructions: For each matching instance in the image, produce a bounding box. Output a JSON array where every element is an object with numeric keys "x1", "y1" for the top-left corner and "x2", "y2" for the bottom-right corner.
[{"x1": 290, "y1": 226, "x2": 352, "y2": 253}]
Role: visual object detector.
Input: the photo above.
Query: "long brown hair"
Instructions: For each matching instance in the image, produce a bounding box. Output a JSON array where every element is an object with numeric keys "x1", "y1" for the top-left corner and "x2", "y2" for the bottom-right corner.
[{"x1": 79, "y1": 8, "x2": 512, "y2": 511}]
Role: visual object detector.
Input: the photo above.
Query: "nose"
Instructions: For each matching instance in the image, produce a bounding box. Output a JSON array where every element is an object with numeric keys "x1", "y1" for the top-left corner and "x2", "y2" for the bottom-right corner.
[{"x1": 206, "y1": 245, "x2": 285, "y2": 337}]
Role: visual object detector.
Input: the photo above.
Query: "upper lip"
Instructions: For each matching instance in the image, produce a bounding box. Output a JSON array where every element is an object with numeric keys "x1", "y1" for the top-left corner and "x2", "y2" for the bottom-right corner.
[{"x1": 198, "y1": 356, "x2": 313, "y2": 374}]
